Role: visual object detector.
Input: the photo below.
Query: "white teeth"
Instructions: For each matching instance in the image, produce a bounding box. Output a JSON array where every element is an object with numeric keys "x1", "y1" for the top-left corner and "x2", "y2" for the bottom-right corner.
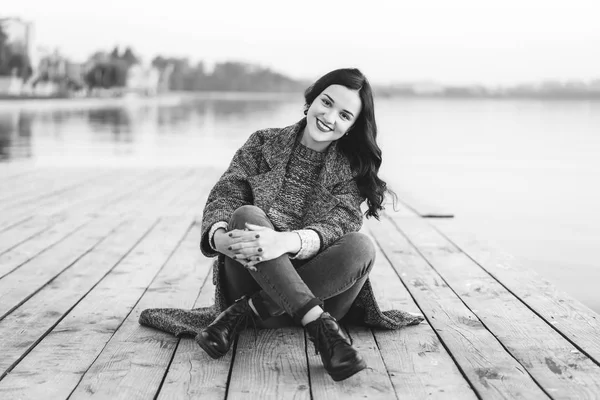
[{"x1": 317, "y1": 119, "x2": 332, "y2": 132}]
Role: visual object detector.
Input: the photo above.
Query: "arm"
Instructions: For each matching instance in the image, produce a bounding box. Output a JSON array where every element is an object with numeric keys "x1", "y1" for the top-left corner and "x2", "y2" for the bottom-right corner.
[
  {"x1": 301, "y1": 178, "x2": 364, "y2": 254},
  {"x1": 200, "y1": 130, "x2": 266, "y2": 257}
]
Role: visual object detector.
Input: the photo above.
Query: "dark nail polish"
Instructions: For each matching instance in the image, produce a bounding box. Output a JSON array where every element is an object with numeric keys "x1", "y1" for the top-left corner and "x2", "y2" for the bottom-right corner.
[
  {"x1": 255, "y1": 234, "x2": 260, "y2": 238},
  {"x1": 228, "y1": 233, "x2": 233, "y2": 237},
  {"x1": 228, "y1": 246, "x2": 232, "y2": 250},
  {"x1": 258, "y1": 248, "x2": 263, "y2": 252}
]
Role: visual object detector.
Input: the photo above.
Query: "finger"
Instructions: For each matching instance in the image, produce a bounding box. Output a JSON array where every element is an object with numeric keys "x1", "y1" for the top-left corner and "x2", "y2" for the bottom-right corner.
[
  {"x1": 227, "y1": 229, "x2": 245, "y2": 239},
  {"x1": 229, "y1": 231, "x2": 260, "y2": 242},
  {"x1": 245, "y1": 223, "x2": 267, "y2": 232},
  {"x1": 244, "y1": 259, "x2": 262, "y2": 269},
  {"x1": 227, "y1": 239, "x2": 262, "y2": 253}
]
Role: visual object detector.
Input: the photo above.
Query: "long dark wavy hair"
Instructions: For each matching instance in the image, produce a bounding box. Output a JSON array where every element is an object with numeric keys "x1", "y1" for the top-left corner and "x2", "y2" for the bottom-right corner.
[{"x1": 303, "y1": 68, "x2": 396, "y2": 219}]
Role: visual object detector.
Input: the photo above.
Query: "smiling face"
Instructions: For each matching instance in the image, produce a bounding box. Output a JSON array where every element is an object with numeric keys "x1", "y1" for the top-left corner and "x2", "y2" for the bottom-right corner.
[{"x1": 301, "y1": 84, "x2": 362, "y2": 152}]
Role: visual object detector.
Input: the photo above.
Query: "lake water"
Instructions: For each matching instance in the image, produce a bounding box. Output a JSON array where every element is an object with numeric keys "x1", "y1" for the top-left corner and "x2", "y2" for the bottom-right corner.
[{"x1": 1, "y1": 93, "x2": 599, "y2": 313}]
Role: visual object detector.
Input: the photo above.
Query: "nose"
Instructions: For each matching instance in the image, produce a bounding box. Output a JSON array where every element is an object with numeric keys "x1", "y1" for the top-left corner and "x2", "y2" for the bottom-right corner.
[{"x1": 322, "y1": 110, "x2": 336, "y2": 125}]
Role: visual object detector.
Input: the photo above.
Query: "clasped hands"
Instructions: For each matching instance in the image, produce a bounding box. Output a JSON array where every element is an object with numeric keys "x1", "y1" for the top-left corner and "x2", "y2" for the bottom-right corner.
[{"x1": 214, "y1": 223, "x2": 298, "y2": 271}]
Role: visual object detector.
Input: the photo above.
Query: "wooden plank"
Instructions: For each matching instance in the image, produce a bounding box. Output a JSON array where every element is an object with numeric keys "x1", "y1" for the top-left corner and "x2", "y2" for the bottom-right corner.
[
  {"x1": 307, "y1": 325, "x2": 396, "y2": 400},
  {"x1": 89, "y1": 168, "x2": 191, "y2": 218},
  {"x1": 124, "y1": 168, "x2": 199, "y2": 217},
  {"x1": 394, "y1": 217, "x2": 600, "y2": 397},
  {"x1": 394, "y1": 190, "x2": 454, "y2": 219},
  {"x1": 0, "y1": 218, "x2": 199, "y2": 400},
  {"x1": 160, "y1": 167, "x2": 221, "y2": 217},
  {"x1": 0, "y1": 167, "x2": 99, "y2": 203},
  {"x1": 0, "y1": 167, "x2": 55, "y2": 202},
  {"x1": 228, "y1": 327, "x2": 310, "y2": 400},
  {"x1": 157, "y1": 270, "x2": 233, "y2": 400},
  {"x1": 0, "y1": 216, "x2": 92, "y2": 279},
  {"x1": 0, "y1": 215, "x2": 125, "y2": 319},
  {"x1": 67, "y1": 223, "x2": 208, "y2": 400},
  {"x1": 367, "y1": 216, "x2": 550, "y2": 399},
  {"x1": 0, "y1": 217, "x2": 156, "y2": 378},
  {"x1": 0, "y1": 168, "x2": 124, "y2": 230},
  {"x1": 0, "y1": 215, "x2": 64, "y2": 255},
  {"x1": 0, "y1": 167, "x2": 111, "y2": 211},
  {"x1": 430, "y1": 218, "x2": 600, "y2": 364},
  {"x1": 0, "y1": 162, "x2": 37, "y2": 180},
  {"x1": 366, "y1": 229, "x2": 478, "y2": 399},
  {"x1": 41, "y1": 168, "x2": 166, "y2": 219},
  {"x1": 0, "y1": 168, "x2": 164, "y2": 230}
]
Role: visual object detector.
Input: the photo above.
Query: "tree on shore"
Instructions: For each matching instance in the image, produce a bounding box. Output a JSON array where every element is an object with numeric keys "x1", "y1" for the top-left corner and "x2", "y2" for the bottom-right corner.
[
  {"x1": 150, "y1": 57, "x2": 304, "y2": 92},
  {"x1": 85, "y1": 46, "x2": 140, "y2": 89},
  {"x1": 0, "y1": 24, "x2": 32, "y2": 79}
]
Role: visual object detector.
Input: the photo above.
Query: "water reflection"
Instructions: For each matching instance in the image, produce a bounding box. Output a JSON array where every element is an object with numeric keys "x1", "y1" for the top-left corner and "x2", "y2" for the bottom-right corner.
[
  {"x1": 0, "y1": 94, "x2": 299, "y2": 165},
  {"x1": 0, "y1": 111, "x2": 33, "y2": 160}
]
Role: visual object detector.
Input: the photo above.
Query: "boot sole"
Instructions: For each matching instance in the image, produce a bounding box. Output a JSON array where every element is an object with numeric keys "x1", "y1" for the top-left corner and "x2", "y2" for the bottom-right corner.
[
  {"x1": 196, "y1": 332, "x2": 228, "y2": 359},
  {"x1": 329, "y1": 358, "x2": 367, "y2": 381}
]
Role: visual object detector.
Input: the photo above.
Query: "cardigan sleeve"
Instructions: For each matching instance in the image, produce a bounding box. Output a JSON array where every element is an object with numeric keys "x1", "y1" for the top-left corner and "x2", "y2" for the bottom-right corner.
[
  {"x1": 302, "y1": 178, "x2": 365, "y2": 252},
  {"x1": 200, "y1": 130, "x2": 265, "y2": 257}
]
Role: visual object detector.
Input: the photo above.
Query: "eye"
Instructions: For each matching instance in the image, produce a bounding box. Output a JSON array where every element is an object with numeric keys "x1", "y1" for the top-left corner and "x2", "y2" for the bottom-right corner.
[
  {"x1": 340, "y1": 113, "x2": 350, "y2": 121},
  {"x1": 321, "y1": 98, "x2": 332, "y2": 106}
]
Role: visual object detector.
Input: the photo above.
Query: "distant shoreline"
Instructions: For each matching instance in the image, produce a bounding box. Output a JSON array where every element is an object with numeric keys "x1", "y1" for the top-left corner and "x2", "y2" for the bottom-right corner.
[{"x1": 2, "y1": 90, "x2": 600, "y2": 108}]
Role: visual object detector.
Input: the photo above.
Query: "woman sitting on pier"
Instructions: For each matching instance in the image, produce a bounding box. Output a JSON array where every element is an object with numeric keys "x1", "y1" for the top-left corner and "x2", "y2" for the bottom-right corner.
[{"x1": 141, "y1": 68, "x2": 423, "y2": 382}]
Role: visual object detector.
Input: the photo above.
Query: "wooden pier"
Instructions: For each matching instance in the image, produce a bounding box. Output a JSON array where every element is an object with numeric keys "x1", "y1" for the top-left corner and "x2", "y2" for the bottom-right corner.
[{"x1": 0, "y1": 165, "x2": 599, "y2": 399}]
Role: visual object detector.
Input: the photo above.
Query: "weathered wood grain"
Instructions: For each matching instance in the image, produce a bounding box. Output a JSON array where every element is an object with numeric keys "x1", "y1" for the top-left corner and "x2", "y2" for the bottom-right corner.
[
  {"x1": 0, "y1": 215, "x2": 65, "y2": 255},
  {"x1": 66, "y1": 224, "x2": 209, "y2": 400},
  {"x1": 0, "y1": 167, "x2": 60, "y2": 202},
  {"x1": 0, "y1": 217, "x2": 156, "y2": 378},
  {"x1": 308, "y1": 325, "x2": 396, "y2": 400},
  {"x1": 156, "y1": 267, "x2": 234, "y2": 400},
  {"x1": 0, "y1": 216, "x2": 91, "y2": 279},
  {"x1": 0, "y1": 169, "x2": 131, "y2": 230},
  {"x1": 366, "y1": 229, "x2": 478, "y2": 400},
  {"x1": 430, "y1": 218, "x2": 600, "y2": 365},
  {"x1": 0, "y1": 162, "x2": 36, "y2": 180},
  {"x1": 395, "y1": 216, "x2": 600, "y2": 398},
  {"x1": 0, "y1": 215, "x2": 125, "y2": 319},
  {"x1": 0, "y1": 217, "x2": 191, "y2": 398},
  {"x1": 367, "y1": 216, "x2": 550, "y2": 399},
  {"x1": 46, "y1": 168, "x2": 166, "y2": 218},
  {"x1": 228, "y1": 327, "x2": 310, "y2": 400},
  {"x1": 0, "y1": 167, "x2": 110, "y2": 212}
]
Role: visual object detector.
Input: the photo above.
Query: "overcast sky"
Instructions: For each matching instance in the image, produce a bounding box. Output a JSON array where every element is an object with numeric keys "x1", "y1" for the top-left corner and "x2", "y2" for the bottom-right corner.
[{"x1": 3, "y1": 0, "x2": 600, "y2": 85}]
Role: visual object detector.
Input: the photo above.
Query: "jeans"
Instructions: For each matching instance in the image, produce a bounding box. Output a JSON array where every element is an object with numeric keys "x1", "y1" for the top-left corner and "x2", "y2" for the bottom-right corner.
[{"x1": 222, "y1": 205, "x2": 375, "y2": 328}]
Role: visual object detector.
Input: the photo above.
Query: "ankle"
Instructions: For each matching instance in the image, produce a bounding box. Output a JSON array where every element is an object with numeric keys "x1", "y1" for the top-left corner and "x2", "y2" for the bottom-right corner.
[
  {"x1": 248, "y1": 298, "x2": 260, "y2": 317},
  {"x1": 301, "y1": 306, "x2": 324, "y2": 326}
]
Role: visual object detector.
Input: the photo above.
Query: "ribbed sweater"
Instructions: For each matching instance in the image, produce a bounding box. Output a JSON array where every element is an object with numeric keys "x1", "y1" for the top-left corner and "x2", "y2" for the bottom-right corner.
[{"x1": 268, "y1": 140, "x2": 326, "y2": 231}]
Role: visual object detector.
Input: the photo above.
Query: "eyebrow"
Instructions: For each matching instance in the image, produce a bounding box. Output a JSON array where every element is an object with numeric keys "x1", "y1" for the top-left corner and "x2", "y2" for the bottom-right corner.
[{"x1": 323, "y1": 94, "x2": 355, "y2": 118}]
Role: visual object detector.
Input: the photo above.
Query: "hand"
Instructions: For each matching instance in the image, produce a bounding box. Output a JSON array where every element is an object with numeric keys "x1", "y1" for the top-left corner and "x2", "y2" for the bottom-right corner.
[
  {"x1": 230, "y1": 223, "x2": 301, "y2": 270},
  {"x1": 213, "y1": 228, "x2": 259, "y2": 271}
]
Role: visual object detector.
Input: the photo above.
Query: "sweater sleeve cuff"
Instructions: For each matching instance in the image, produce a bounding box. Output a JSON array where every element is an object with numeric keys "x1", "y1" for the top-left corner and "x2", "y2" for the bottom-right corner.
[
  {"x1": 290, "y1": 229, "x2": 320, "y2": 260},
  {"x1": 208, "y1": 221, "x2": 229, "y2": 251}
]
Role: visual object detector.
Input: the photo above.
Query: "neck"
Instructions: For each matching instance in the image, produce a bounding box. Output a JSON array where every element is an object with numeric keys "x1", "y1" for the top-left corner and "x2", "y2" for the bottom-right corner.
[{"x1": 300, "y1": 126, "x2": 329, "y2": 153}]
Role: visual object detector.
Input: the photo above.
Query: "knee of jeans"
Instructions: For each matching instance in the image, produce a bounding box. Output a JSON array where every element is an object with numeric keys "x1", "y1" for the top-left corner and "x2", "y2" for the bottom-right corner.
[
  {"x1": 229, "y1": 205, "x2": 272, "y2": 229},
  {"x1": 343, "y1": 232, "x2": 376, "y2": 271}
]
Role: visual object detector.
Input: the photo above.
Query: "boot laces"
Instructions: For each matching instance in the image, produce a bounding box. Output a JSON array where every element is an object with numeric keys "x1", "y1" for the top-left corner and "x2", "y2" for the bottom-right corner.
[
  {"x1": 230, "y1": 303, "x2": 258, "y2": 345},
  {"x1": 312, "y1": 319, "x2": 351, "y2": 356}
]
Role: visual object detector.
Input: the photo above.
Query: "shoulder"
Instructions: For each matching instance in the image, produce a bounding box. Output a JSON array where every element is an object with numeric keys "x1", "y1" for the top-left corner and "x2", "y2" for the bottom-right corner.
[{"x1": 243, "y1": 125, "x2": 288, "y2": 148}]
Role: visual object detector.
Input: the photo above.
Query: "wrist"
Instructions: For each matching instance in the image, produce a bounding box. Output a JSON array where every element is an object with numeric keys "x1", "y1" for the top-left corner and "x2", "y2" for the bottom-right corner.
[
  {"x1": 281, "y1": 231, "x2": 301, "y2": 255},
  {"x1": 213, "y1": 228, "x2": 227, "y2": 252}
]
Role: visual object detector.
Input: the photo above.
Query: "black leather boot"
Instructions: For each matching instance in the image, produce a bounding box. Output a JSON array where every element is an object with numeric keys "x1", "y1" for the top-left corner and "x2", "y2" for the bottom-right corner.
[
  {"x1": 196, "y1": 296, "x2": 255, "y2": 359},
  {"x1": 305, "y1": 312, "x2": 367, "y2": 381}
]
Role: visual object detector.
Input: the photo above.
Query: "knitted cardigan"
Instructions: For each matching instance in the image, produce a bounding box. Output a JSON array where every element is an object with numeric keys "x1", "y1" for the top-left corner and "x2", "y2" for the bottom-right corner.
[{"x1": 139, "y1": 118, "x2": 424, "y2": 337}]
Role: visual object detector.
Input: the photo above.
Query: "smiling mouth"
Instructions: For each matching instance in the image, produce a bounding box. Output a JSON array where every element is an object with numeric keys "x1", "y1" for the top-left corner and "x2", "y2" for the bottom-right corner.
[{"x1": 316, "y1": 118, "x2": 333, "y2": 132}]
